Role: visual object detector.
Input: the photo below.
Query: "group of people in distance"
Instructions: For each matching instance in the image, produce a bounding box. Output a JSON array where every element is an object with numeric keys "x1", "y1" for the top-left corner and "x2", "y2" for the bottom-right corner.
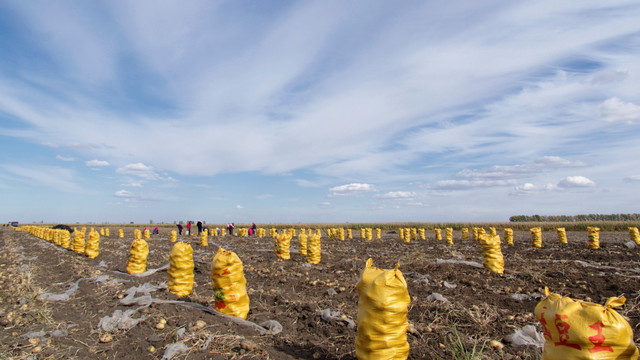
[{"x1": 174, "y1": 221, "x2": 258, "y2": 237}]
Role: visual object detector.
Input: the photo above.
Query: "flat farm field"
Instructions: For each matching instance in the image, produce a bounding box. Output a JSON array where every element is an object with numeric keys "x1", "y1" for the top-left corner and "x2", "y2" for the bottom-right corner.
[{"x1": 1, "y1": 226, "x2": 639, "y2": 359}]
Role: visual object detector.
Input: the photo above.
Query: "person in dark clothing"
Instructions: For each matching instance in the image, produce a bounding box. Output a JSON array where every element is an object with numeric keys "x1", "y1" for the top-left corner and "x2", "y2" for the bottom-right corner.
[
  {"x1": 177, "y1": 223, "x2": 183, "y2": 235},
  {"x1": 197, "y1": 220, "x2": 203, "y2": 235},
  {"x1": 251, "y1": 222, "x2": 257, "y2": 234},
  {"x1": 152, "y1": 226, "x2": 159, "y2": 235}
]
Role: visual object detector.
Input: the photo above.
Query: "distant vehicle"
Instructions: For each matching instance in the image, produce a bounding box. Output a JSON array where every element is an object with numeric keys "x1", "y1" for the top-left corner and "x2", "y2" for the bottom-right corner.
[{"x1": 10, "y1": 221, "x2": 19, "y2": 227}]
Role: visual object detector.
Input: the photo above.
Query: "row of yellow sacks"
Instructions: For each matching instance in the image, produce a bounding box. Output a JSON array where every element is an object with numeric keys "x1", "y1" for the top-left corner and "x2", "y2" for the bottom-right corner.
[{"x1": 15, "y1": 225, "x2": 101, "y2": 258}]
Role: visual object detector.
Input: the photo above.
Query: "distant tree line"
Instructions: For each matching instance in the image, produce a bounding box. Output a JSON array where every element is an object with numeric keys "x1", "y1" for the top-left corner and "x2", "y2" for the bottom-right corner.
[{"x1": 509, "y1": 214, "x2": 640, "y2": 222}]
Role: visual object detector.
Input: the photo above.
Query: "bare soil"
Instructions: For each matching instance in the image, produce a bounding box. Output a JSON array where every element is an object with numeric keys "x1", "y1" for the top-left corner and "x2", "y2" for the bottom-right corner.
[{"x1": 1, "y1": 226, "x2": 639, "y2": 359}]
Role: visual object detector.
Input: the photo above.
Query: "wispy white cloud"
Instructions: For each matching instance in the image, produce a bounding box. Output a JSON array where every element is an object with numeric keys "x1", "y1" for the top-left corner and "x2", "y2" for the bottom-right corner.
[
  {"x1": 236, "y1": 205, "x2": 244, "y2": 209},
  {"x1": 116, "y1": 163, "x2": 162, "y2": 180},
  {"x1": 377, "y1": 191, "x2": 416, "y2": 200},
  {"x1": 624, "y1": 175, "x2": 640, "y2": 183},
  {"x1": 429, "y1": 179, "x2": 517, "y2": 191},
  {"x1": 1, "y1": 165, "x2": 83, "y2": 193},
  {"x1": 328, "y1": 183, "x2": 376, "y2": 197},
  {"x1": 86, "y1": 159, "x2": 110, "y2": 167},
  {"x1": 510, "y1": 182, "x2": 557, "y2": 196},
  {"x1": 599, "y1": 97, "x2": 640, "y2": 123},
  {"x1": 558, "y1": 176, "x2": 595, "y2": 188},
  {"x1": 114, "y1": 189, "x2": 135, "y2": 198},
  {"x1": 56, "y1": 155, "x2": 75, "y2": 162}
]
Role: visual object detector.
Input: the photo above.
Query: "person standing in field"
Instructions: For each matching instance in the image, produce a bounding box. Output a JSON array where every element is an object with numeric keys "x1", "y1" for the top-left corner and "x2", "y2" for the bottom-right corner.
[
  {"x1": 186, "y1": 221, "x2": 192, "y2": 235},
  {"x1": 251, "y1": 222, "x2": 257, "y2": 234},
  {"x1": 197, "y1": 220, "x2": 203, "y2": 235},
  {"x1": 177, "y1": 223, "x2": 183, "y2": 235}
]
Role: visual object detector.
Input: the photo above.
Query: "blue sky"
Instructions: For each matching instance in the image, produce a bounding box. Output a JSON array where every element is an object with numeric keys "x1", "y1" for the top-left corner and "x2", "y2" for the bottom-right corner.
[{"x1": 1, "y1": 1, "x2": 639, "y2": 224}]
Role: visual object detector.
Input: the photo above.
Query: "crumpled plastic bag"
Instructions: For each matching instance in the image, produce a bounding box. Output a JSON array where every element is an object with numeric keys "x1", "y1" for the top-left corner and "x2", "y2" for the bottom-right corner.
[
  {"x1": 509, "y1": 325, "x2": 545, "y2": 348},
  {"x1": 161, "y1": 342, "x2": 189, "y2": 360},
  {"x1": 98, "y1": 309, "x2": 146, "y2": 332},
  {"x1": 320, "y1": 308, "x2": 355, "y2": 329},
  {"x1": 38, "y1": 279, "x2": 81, "y2": 301}
]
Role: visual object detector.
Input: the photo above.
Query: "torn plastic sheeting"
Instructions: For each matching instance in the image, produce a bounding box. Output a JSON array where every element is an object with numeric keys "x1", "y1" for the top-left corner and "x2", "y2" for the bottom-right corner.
[
  {"x1": 427, "y1": 292, "x2": 450, "y2": 303},
  {"x1": 320, "y1": 308, "x2": 355, "y2": 330},
  {"x1": 161, "y1": 342, "x2": 189, "y2": 360},
  {"x1": 443, "y1": 281, "x2": 457, "y2": 289},
  {"x1": 434, "y1": 259, "x2": 483, "y2": 268},
  {"x1": 508, "y1": 325, "x2": 545, "y2": 348},
  {"x1": 511, "y1": 293, "x2": 533, "y2": 301},
  {"x1": 23, "y1": 330, "x2": 68, "y2": 340},
  {"x1": 98, "y1": 309, "x2": 146, "y2": 333},
  {"x1": 536, "y1": 259, "x2": 640, "y2": 274},
  {"x1": 119, "y1": 282, "x2": 282, "y2": 336},
  {"x1": 38, "y1": 279, "x2": 81, "y2": 301}
]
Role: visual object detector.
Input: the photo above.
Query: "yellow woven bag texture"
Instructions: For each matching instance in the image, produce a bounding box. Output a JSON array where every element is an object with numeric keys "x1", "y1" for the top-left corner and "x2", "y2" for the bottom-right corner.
[
  {"x1": 531, "y1": 227, "x2": 542, "y2": 248},
  {"x1": 105, "y1": 228, "x2": 110, "y2": 237},
  {"x1": 434, "y1": 228, "x2": 442, "y2": 241},
  {"x1": 355, "y1": 258, "x2": 410, "y2": 360},
  {"x1": 200, "y1": 229, "x2": 208, "y2": 247},
  {"x1": 557, "y1": 228, "x2": 567, "y2": 244},
  {"x1": 535, "y1": 287, "x2": 639, "y2": 360},
  {"x1": 478, "y1": 234, "x2": 504, "y2": 274},
  {"x1": 445, "y1": 228, "x2": 454, "y2": 245},
  {"x1": 630, "y1": 227, "x2": 640, "y2": 245},
  {"x1": 274, "y1": 232, "x2": 292, "y2": 260},
  {"x1": 71, "y1": 231, "x2": 85, "y2": 253},
  {"x1": 462, "y1": 227, "x2": 469, "y2": 240},
  {"x1": 85, "y1": 230, "x2": 100, "y2": 259},
  {"x1": 170, "y1": 230, "x2": 177, "y2": 242},
  {"x1": 144, "y1": 228, "x2": 150, "y2": 239},
  {"x1": 504, "y1": 228, "x2": 514, "y2": 246},
  {"x1": 489, "y1": 227, "x2": 497, "y2": 235},
  {"x1": 306, "y1": 234, "x2": 321, "y2": 264},
  {"x1": 211, "y1": 247, "x2": 250, "y2": 319},
  {"x1": 126, "y1": 238, "x2": 149, "y2": 274},
  {"x1": 118, "y1": 229, "x2": 124, "y2": 238},
  {"x1": 60, "y1": 230, "x2": 70, "y2": 249},
  {"x1": 298, "y1": 233, "x2": 308, "y2": 256},
  {"x1": 168, "y1": 242, "x2": 194, "y2": 297},
  {"x1": 588, "y1": 227, "x2": 600, "y2": 249}
]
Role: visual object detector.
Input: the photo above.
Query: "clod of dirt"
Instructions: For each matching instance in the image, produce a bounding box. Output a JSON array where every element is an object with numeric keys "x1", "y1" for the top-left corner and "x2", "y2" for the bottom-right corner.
[{"x1": 240, "y1": 339, "x2": 259, "y2": 352}]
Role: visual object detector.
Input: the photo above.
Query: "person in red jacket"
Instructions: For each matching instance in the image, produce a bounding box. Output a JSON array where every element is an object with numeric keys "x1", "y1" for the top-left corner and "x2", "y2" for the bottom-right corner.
[{"x1": 186, "y1": 221, "x2": 192, "y2": 235}]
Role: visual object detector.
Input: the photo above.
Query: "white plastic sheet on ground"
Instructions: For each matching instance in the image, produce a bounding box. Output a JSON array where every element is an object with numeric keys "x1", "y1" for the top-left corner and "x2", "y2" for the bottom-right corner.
[
  {"x1": 320, "y1": 308, "x2": 356, "y2": 329},
  {"x1": 161, "y1": 342, "x2": 189, "y2": 360},
  {"x1": 508, "y1": 325, "x2": 545, "y2": 348}
]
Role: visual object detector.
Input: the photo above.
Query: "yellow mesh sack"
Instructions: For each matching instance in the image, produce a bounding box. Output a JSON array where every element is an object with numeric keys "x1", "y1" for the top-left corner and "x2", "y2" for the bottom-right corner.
[
  {"x1": 355, "y1": 258, "x2": 410, "y2": 360},
  {"x1": 60, "y1": 230, "x2": 70, "y2": 249},
  {"x1": 170, "y1": 230, "x2": 177, "y2": 242},
  {"x1": 85, "y1": 230, "x2": 100, "y2": 259},
  {"x1": 630, "y1": 227, "x2": 640, "y2": 245},
  {"x1": 588, "y1": 227, "x2": 600, "y2": 249},
  {"x1": 473, "y1": 227, "x2": 480, "y2": 242},
  {"x1": 211, "y1": 247, "x2": 250, "y2": 319},
  {"x1": 168, "y1": 242, "x2": 194, "y2": 297},
  {"x1": 375, "y1": 228, "x2": 381, "y2": 239},
  {"x1": 435, "y1": 228, "x2": 442, "y2": 241},
  {"x1": 399, "y1": 228, "x2": 404, "y2": 240},
  {"x1": 347, "y1": 228, "x2": 353, "y2": 239},
  {"x1": 478, "y1": 234, "x2": 504, "y2": 274},
  {"x1": 298, "y1": 233, "x2": 308, "y2": 256},
  {"x1": 445, "y1": 228, "x2": 453, "y2": 245},
  {"x1": 105, "y1": 228, "x2": 110, "y2": 237},
  {"x1": 504, "y1": 228, "x2": 514, "y2": 246},
  {"x1": 144, "y1": 228, "x2": 150, "y2": 239},
  {"x1": 489, "y1": 227, "x2": 497, "y2": 235},
  {"x1": 557, "y1": 228, "x2": 568, "y2": 244},
  {"x1": 462, "y1": 228, "x2": 469, "y2": 241},
  {"x1": 126, "y1": 238, "x2": 149, "y2": 274},
  {"x1": 71, "y1": 231, "x2": 85, "y2": 253},
  {"x1": 339, "y1": 228, "x2": 346, "y2": 241},
  {"x1": 274, "y1": 232, "x2": 292, "y2": 260},
  {"x1": 306, "y1": 234, "x2": 321, "y2": 264},
  {"x1": 200, "y1": 229, "x2": 208, "y2": 246},
  {"x1": 403, "y1": 228, "x2": 410, "y2": 243},
  {"x1": 100, "y1": 228, "x2": 105, "y2": 236},
  {"x1": 411, "y1": 228, "x2": 417, "y2": 241},
  {"x1": 118, "y1": 229, "x2": 124, "y2": 238},
  {"x1": 134, "y1": 229, "x2": 142, "y2": 240},
  {"x1": 535, "y1": 287, "x2": 639, "y2": 360},
  {"x1": 531, "y1": 227, "x2": 542, "y2": 248},
  {"x1": 419, "y1": 229, "x2": 425, "y2": 240},
  {"x1": 366, "y1": 228, "x2": 373, "y2": 241}
]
